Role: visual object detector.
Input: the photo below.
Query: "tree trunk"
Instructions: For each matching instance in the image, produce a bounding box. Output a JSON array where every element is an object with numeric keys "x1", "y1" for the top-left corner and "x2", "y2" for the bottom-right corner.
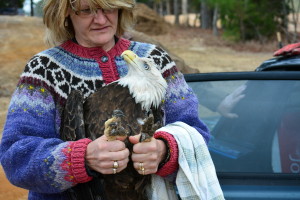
[
  {"x1": 30, "y1": 0, "x2": 34, "y2": 16},
  {"x1": 281, "y1": 0, "x2": 290, "y2": 43},
  {"x1": 200, "y1": 0, "x2": 212, "y2": 29},
  {"x1": 159, "y1": 0, "x2": 164, "y2": 16},
  {"x1": 166, "y1": 0, "x2": 171, "y2": 15},
  {"x1": 182, "y1": 0, "x2": 189, "y2": 26},
  {"x1": 212, "y1": 5, "x2": 219, "y2": 36},
  {"x1": 289, "y1": 0, "x2": 300, "y2": 42},
  {"x1": 153, "y1": 1, "x2": 158, "y2": 14},
  {"x1": 174, "y1": 0, "x2": 180, "y2": 25}
]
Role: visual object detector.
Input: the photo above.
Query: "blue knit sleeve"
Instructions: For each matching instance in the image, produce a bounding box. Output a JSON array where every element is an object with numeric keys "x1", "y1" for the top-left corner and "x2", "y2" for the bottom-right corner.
[
  {"x1": 163, "y1": 70, "x2": 210, "y2": 143},
  {"x1": 0, "y1": 83, "x2": 87, "y2": 194}
]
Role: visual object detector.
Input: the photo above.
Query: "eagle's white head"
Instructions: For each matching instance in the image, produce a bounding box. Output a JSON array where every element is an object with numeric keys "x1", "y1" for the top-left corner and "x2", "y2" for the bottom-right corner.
[{"x1": 119, "y1": 50, "x2": 168, "y2": 111}]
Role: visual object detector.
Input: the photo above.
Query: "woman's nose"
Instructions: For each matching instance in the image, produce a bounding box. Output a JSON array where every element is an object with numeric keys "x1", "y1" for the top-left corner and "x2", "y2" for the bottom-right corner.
[{"x1": 93, "y1": 9, "x2": 107, "y2": 24}]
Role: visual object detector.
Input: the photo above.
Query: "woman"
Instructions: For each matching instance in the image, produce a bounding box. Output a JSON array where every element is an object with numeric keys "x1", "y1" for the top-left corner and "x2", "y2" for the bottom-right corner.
[{"x1": 0, "y1": 0, "x2": 210, "y2": 199}]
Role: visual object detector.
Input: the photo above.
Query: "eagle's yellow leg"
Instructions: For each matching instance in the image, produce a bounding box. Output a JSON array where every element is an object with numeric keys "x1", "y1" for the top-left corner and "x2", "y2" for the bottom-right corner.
[
  {"x1": 104, "y1": 117, "x2": 118, "y2": 141},
  {"x1": 140, "y1": 113, "x2": 155, "y2": 142}
]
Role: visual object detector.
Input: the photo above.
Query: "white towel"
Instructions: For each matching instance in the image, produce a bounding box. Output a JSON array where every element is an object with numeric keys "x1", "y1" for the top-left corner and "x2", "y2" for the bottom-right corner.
[{"x1": 148, "y1": 122, "x2": 224, "y2": 200}]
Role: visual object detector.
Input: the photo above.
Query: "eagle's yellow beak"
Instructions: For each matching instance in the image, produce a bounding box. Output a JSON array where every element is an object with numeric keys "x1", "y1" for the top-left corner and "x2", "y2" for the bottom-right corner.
[{"x1": 121, "y1": 50, "x2": 137, "y2": 64}]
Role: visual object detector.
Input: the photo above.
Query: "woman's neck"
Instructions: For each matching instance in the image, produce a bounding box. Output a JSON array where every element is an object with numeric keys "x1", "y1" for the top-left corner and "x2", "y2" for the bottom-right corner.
[
  {"x1": 73, "y1": 37, "x2": 117, "y2": 52},
  {"x1": 61, "y1": 37, "x2": 130, "y2": 59}
]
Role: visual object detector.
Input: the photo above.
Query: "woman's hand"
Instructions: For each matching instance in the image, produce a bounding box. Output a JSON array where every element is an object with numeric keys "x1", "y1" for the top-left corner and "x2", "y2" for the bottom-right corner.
[
  {"x1": 129, "y1": 134, "x2": 166, "y2": 175},
  {"x1": 85, "y1": 135, "x2": 130, "y2": 174}
]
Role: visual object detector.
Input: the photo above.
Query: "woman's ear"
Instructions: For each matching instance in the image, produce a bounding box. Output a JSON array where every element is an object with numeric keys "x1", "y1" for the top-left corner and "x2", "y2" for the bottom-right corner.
[
  {"x1": 64, "y1": 17, "x2": 69, "y2": 27},
  {"x1": 65, "y1": 8, "x2": 72, "y2": 27}
]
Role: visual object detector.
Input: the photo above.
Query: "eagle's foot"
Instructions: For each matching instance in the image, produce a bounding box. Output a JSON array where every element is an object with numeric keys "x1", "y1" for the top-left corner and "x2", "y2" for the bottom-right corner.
[
  {"x1": 104, "y1": 110, "x2": 128, "y2": 141},
  {"x1": 139, "y1": 112, "x2": 155, "y2": 142}
]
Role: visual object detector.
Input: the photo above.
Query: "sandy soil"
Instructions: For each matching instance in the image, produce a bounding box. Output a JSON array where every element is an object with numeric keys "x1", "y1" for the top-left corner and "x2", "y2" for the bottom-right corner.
[
  {"x1": 151, "y1": 27, "x2": 275, "y2": 72},
  {"x1": 0, "y1": 15, "x2": 276, "y2": 199},
  {"x1": 0, "y1": 166, "x2": 28, "y2": 199}
]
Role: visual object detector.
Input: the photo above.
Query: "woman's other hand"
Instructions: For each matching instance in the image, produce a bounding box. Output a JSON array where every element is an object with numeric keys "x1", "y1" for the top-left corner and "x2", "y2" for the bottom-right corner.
[
  {"x1": 129, "y1": 134, "x2": 166, "y2": 175},
  {"x1": 85, "y1": 135, "x2": 130, "y2": 174}
]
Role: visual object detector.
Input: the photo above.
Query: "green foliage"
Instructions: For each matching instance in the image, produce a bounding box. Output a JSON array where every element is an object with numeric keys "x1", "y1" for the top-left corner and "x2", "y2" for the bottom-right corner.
[
  {"x1": 136, "y1": 0, "x2": 154, "y2": 6},
  {"x1": 0, "y1": 0, "x2": 25, "y2": 8},
  {"x1": 221, "y1": 23, "x2": 241, "y2": 42},
  {"x1": 206, "y1": 0, "x2": 290, "y2": 42},
  {"x1": 136, "y1": 0, "x2": 150, "y2": 3}
]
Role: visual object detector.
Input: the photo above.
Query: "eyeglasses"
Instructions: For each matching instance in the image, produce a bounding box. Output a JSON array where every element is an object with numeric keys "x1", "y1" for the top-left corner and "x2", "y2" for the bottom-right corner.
[{"x1": 73, "y1": 7, "x2": 117, "y2": 17}]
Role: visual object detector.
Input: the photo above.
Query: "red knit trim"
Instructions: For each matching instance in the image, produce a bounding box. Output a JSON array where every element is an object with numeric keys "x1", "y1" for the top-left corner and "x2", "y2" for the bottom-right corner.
[
  {"x1": 162, "y1": 66, "x2": 178, "y2": 78},
  {"x1": 60, "y1": 38, "x2": 131, "y2": 84},
  {"x1": 154, "y1": 131, "x2": 179, "y2": 177},
  {"x1": 61, "y1": 138, "x2": 93, "y2": 184},
  {"x1": 105, "y1": 38, "x2": 131, "y2": 84}
]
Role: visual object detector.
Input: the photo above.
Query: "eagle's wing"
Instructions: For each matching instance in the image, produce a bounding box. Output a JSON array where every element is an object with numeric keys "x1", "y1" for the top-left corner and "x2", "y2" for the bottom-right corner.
[
  {"x1": 83, "y1": 82, "x2": 146, "y2": 141},
  {"x1": 60, "y1": 90, "x2": 86, "y2": 141}
]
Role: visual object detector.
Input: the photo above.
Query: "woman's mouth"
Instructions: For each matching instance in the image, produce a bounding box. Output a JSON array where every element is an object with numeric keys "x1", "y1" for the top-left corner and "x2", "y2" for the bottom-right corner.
[{"x1": 91, "y1": 26, "x2": 110, "y2": 32}]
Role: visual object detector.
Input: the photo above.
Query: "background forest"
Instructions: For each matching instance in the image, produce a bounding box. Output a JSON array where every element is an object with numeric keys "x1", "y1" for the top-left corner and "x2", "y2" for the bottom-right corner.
[{"x1": 2, "y1": 0, "x2": 300, "y2": 44}]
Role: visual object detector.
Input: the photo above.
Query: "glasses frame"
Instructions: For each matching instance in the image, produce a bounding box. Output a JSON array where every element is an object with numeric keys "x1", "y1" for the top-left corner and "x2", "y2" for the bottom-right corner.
[{"x1": 72, "y1": 6, "x2": 117, "y2": 18}]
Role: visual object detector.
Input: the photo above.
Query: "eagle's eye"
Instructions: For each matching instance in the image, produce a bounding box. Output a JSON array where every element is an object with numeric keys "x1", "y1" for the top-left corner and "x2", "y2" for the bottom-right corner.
[{"x1": 144, "y1": 63, "x2": 150, "y2": 70}]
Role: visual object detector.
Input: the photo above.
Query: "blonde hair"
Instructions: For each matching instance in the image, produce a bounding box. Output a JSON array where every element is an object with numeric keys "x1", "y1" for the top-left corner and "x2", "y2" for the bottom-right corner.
[{"x1": 43, "y1": 0, "x2": 136, "y2": 46}]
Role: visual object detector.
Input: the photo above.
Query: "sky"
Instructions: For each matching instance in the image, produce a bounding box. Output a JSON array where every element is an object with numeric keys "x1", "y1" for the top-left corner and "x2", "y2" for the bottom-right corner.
[{"x1": 23, "y1": 0, "x2": 40, "y2": 13}]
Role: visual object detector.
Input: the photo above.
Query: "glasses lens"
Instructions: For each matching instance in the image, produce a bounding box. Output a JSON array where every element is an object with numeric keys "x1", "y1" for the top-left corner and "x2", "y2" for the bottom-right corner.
[
  {"x1": 74, "y1": 7, "x2": 116, "y2": 17},
  {"x1": 102, "y1": 9, "x2": 115, "y2": 14},
  {"x1": 80, "y1": 8, "x2": 93, "y2": 15}
]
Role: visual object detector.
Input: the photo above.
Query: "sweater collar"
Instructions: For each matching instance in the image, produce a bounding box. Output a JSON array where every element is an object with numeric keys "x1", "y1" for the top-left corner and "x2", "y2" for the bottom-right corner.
[{"x1": 60, "y1": 37, "x2": 131, "y2": 59}]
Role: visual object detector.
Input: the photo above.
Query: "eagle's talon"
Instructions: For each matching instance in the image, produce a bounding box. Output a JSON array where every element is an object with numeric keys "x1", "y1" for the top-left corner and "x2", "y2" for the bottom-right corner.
[
  {"x1": 140, "y1": 132, "x2": 152, "y2": 142},
  {"x1": 104, "y1": 110, "x2": 129, "y2": 141},
  {"x1": 139, "y1": 113, "x2": 156, "y2": 142}
]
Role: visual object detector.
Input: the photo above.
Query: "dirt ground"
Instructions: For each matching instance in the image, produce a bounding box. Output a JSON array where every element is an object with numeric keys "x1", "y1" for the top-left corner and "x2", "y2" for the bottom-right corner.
[{"x1": 0, "y1": 15, "x2": 276, "y2": 199}]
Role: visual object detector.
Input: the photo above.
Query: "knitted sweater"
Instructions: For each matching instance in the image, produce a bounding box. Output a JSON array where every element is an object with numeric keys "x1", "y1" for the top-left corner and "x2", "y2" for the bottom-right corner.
[{"x1": 0, "y1": 38, "x2": 209, "y2": 200}]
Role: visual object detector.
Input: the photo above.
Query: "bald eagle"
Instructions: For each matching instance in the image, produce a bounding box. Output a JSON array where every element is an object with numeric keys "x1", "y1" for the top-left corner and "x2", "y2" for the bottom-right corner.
[{"x1": 60, "y1": 50, "x2": 168, "y2": 200}]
